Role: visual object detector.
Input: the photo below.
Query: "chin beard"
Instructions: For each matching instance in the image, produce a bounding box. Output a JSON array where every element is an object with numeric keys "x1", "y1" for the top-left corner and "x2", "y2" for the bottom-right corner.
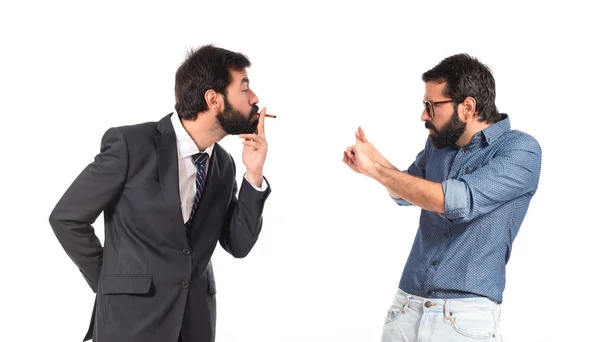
[
  {"x1": 216, "y1": 100, "x2": 259, "y2": 135},
  {"x1": 426, "y1": 109, "x2": 466, "y2": 149}
]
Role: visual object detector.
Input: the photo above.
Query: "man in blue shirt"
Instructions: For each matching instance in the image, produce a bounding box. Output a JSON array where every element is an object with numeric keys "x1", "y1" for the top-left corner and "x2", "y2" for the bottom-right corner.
[{"x1": 344, "y1": 54, "x2": 541, "y2": 341}]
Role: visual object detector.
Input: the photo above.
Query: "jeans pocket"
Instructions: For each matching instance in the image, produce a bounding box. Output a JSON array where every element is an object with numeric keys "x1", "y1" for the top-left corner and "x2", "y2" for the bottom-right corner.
[
  {"x1": 448, "y1": 311, "x2": 496, "y2": 340},
  {"x1": 385, "y1": 302, "x2": 405, "y2": 323}
]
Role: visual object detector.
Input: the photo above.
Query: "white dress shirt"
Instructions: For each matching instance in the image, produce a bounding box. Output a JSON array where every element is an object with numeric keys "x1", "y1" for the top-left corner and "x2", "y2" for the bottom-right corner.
[{"x1": 170, "y1": 113, "x2": 267, "y2": 223}]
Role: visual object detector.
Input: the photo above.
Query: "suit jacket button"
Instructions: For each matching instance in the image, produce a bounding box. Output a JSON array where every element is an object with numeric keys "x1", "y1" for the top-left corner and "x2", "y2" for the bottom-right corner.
[
  {"x1": 181, "y1": 281, "x2": 189, "y2": 288},
  {"x1": 181, "y1": 248, "x2": 191, "y2": 255}
]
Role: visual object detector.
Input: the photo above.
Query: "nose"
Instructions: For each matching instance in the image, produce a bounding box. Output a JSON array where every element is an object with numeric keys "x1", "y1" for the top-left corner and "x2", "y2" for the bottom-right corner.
[
  {"x1": 421, "y1": 107, "x2": 431, "y2": 122},
  {"x1": 249, "y1": 89, "x2": 259, "y2": 105}
]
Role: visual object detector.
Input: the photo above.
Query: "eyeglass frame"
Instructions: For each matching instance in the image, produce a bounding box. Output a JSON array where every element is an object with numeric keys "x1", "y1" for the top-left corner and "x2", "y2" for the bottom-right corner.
[{"x1": 422, "y1": 99, "x2": 456, "y2": 119}]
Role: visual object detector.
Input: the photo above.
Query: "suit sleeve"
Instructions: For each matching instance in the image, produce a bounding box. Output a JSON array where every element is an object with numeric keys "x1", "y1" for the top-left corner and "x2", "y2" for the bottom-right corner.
[
  {"x1": 49, "y1": 127, "x2": 129, "y2": 292},
  {"x1": 219, "y1": 158, "x2": 271, "y2": 258}
]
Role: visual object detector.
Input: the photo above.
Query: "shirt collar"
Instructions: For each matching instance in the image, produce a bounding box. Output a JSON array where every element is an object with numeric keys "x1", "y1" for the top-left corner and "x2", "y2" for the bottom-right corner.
[
  {"x1": 170, "y1": 112, "x2": 214, "y2": 159},
  {"x1": 467, "y1": 113, "x2": 511, "y2": 147},
  {"x1": 480, "y1": 113, "x2": 510, "y2": 144}
]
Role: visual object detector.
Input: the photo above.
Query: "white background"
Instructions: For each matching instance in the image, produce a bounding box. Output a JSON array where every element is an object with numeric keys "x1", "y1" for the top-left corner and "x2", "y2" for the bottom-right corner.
[{"x1": 1, "y1": 1, "x2": 597, "y2": 341}]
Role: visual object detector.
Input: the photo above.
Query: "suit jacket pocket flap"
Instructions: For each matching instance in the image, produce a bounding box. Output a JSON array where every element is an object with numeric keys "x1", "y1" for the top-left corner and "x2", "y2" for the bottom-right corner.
[
  {"x1": 207, "y1": 276, "x2": 216, "y2": 295},
  {"x1": 103, "y1": 274, "x2": 153, "y2": 295}
]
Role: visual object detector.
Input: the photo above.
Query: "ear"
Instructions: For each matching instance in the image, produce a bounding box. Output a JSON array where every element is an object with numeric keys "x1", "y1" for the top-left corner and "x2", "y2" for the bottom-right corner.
[
  {"x1": 204, "y1": 90, "x2": 222, "y2": 111},
  {"x1": 462, "y1": 96, "x2": 477, "y2": 120}
]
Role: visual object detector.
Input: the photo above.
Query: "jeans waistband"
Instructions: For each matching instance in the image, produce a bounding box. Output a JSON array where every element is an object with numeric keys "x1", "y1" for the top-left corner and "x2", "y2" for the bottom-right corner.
[{"x1": 394, "y1": 288, "x2": 500, "y2": 314}]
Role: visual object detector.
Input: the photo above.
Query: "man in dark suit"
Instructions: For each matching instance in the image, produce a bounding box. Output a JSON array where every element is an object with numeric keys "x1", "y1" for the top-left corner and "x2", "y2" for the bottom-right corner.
[{"x1": 49, "y1": 45, "x2": 271, "y2": 342}]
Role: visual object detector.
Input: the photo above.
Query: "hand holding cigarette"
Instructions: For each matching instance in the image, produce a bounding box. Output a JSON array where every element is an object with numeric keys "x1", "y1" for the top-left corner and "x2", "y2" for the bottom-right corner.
[{"x1": 240, "y1": 107, "x2": 269, "y2": 187}]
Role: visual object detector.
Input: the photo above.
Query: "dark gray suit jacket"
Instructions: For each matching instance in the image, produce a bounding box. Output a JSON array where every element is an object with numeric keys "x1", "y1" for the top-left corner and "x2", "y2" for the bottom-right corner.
[{"x1": 49, "y1": 113, "x2": 271, "y2": 342}]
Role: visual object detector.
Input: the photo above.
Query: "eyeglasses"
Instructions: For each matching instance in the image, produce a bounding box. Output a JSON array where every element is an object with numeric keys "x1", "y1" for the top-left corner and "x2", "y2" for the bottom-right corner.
[{"x1": 423, "y1": 99, "x2": 455, "y2": 119}]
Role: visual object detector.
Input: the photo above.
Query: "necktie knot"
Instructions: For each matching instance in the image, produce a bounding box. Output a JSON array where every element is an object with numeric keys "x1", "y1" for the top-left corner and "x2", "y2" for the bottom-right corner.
[{"x1": 192, "y1": 152, "x2": 208, "y2": 166}]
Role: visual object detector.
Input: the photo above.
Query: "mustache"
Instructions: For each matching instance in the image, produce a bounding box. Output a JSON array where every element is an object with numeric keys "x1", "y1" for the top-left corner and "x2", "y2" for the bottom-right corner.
[
  {"x1": 425, "y1": 121, "x2": 437, "y2": 133},
  {"x1": 248, "y1": 105, "x2": 260, "y2": 125}
]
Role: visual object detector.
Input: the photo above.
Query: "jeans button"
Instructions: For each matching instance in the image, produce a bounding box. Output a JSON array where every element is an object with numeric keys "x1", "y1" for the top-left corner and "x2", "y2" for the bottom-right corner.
[
  {"x1": 181, "y1": 248, "x2": 191, "y2": 255},
  {"x1": 181, "y1": 281, "x2": 189, "y2": 288},
  {"x1": 424, "y1": 301, "x2": 436, "y2": 308}
]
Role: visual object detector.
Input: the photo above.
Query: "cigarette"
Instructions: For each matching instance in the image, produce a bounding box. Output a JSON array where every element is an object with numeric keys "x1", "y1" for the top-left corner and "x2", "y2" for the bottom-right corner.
[{"x1": 256, "y1": 113, "x2": 277, "y2": 118}]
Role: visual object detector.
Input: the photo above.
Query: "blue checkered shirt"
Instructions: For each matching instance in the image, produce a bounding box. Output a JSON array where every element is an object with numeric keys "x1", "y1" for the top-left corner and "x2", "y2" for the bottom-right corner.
[{"x1": 394, "y1": 114, "x2": 542, "y2": 303}]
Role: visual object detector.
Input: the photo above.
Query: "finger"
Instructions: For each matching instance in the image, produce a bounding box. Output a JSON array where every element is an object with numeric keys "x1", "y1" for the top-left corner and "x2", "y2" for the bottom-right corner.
[
  {"x1": 239, "y1": 133, "x2": 254, "y2": 140},
  {"x1": 358, "y1": 126, "x2": 368, "y2": 143},
  {"x1": 239, "y1": 133, "x2": 260, "y2": 141},
  {"x1": 343, "y1": 151, "x2": 356, "y2": 167},
  {"x1": 343, "y1": 152, "x2": 351, "y2": 166},
  {"x1": 240, "y1": 135, "x2": 267, "y2": 148},
  {"x1": 345, "y1": 150, "x2": 356, "y2": 162},
  {"x1": 355, "y1": 131, "x2": 366, "y2": 144},
  {"x1": 256, "y1": 107, "x2": 266, "y2": 138},
  {"x1": 241, "y1": 140, "x2": 262, "y2": 149},
  {"x1": 355, "y1": 131, "x2": 365, "y2": 145}
]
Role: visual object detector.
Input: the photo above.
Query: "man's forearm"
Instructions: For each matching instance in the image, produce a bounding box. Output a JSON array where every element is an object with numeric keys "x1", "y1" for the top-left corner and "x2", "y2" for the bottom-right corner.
[
  {"x1": 372, "y1": 162, "x2": 445, "y2": 213},
  {"x1": 374, "y1": 159, "x2": 402, "y2": 198},
  {"x1": 245, "y1": 170, "x2": 264, "y2": 188}
]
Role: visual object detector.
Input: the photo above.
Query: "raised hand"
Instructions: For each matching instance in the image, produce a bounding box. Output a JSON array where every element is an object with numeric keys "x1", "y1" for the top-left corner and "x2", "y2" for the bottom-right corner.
[
  {"x1": 343, "y1": 126, "x2": 392, "y2": 177},
  {"x1": 240, "y1": 107, "x2": 268, "y2": 187}
]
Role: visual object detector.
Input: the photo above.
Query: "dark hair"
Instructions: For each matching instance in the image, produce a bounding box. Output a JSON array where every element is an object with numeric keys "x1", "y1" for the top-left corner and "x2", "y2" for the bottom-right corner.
[
  {"x1": 174, "y1": 44, "x2": 251, "y2": 120},
  {"x1": 422, "y1": 54, "x2": 501, "y2": 123}
]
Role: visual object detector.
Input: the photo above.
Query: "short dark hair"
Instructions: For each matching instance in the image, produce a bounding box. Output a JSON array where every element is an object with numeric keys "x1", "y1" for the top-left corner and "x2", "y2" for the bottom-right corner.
[
  {"x1": 422, "y1": 54, "x2": 501, "y2": 123},
  {"x1": 174, "y1": 44, "x2": 251, "y2": 120}
]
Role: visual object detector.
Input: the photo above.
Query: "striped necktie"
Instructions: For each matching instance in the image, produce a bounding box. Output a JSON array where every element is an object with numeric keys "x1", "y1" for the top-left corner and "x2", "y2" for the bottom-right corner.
[{"x1": 186, "y1": 152, "x2": 208, "y2": 230}]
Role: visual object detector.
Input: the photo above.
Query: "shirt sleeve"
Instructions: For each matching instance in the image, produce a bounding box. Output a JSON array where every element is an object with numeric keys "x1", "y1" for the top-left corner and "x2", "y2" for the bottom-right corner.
[
  {"x1": 441, "y1": 133, "x2": 542, "y2": 223},
  {"x1": 392, "y1": 144, "x2": 429, "y2": 206}
]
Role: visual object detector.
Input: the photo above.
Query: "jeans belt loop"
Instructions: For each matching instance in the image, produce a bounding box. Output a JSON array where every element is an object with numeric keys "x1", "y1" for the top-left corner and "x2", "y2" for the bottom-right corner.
[
  {"x1": 443, "y1": 299, "x2": 454, "y2": 323},
  {"x1": 402, "y1": 295, "x2": 412, "y2": 314}
]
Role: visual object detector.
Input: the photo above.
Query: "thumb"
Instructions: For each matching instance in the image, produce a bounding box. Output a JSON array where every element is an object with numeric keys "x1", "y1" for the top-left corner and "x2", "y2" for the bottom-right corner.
[{"x1": 358, "y1": 126, "x2": 368, "y2": 143}]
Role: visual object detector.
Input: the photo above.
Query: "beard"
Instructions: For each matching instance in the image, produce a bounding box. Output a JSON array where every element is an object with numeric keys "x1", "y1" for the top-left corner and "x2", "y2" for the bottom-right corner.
[
  {"x1": 216, "y1": 98, "x2": 259, "y2": 135},
  {"x1": 425, "y1": 107, "x2": 466, "y2": 149}
]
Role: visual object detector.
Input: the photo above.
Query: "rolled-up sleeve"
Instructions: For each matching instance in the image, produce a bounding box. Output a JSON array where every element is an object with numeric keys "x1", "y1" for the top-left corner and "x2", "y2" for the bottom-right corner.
[
  {"x1": 441, "y1": 134, "x2": 542, "y2": 223},
  {"x1": 441, "y1": 179, "x2": 470, "y2": 219},
  {"x1": 391, "y1": 194, "x2": 412, "y2": 206}
]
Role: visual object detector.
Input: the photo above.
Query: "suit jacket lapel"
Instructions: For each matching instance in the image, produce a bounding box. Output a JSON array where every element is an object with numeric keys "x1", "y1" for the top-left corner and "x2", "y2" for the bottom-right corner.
[
  {"x1": 188, "y1": 146, "x2": 222, "y2": 237},
  {"x1": 155, "y1": 114, "x2": 186, "y2": 238}
]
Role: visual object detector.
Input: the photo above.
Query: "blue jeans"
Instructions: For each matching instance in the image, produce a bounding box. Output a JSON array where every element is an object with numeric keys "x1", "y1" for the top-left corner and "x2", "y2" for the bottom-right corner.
[{"x1": 381, "y1": 289, "x2": 503, "y2": 342}]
